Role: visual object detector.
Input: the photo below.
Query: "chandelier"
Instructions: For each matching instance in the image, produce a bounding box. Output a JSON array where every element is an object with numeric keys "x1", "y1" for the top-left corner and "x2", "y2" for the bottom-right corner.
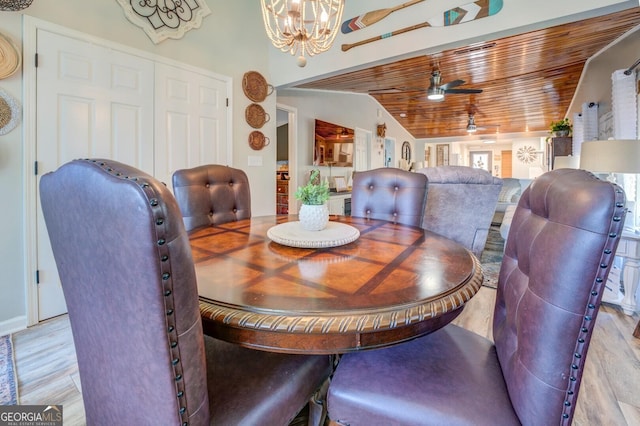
[{"x1": 260, "y1": 0, "x2": 344, "y2": 67}]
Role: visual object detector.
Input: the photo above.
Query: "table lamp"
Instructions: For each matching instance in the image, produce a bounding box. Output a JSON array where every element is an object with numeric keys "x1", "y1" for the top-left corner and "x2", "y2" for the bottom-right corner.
[
  {"x1": 553, "y1": 155, "x2": 580, "y2": 169},
  {"x1": 580, "y1": 139, "x2": 640, "y2": 177},
  {"x1": 580, "y1": 139, "x2": 640, "y2": 231}
]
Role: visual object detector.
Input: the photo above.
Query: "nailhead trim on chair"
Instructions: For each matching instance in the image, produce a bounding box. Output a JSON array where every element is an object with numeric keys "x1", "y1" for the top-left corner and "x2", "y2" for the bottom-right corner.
[
  {"x1": 560, "y1": 186, "x2": 627, "y2": 425},
  {"x1": 84, "y1": 159, "x2": 190, "y2": 425}
]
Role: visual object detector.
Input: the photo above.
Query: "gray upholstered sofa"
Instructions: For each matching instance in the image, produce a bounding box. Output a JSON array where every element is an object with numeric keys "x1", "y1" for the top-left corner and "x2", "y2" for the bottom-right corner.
[
  {"x1": 417, "y1": 166, "x2": 503, "y2": 258},
  {"x1": 496, "y1": 178, "x2": 532, "y2": 242},
  {"x1": 495, "y1": 177, "x2": 522, "y2": 213}
]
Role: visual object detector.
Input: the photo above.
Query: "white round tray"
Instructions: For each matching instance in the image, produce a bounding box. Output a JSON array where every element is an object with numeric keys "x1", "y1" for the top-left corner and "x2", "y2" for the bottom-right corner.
[{"x1": 267, "y1": 221, "x2": 360, "y2": 248}]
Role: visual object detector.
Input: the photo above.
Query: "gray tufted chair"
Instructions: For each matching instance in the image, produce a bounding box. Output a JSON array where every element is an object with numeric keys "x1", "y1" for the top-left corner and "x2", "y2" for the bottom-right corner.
[
  {"x1": 327, "y1": 169, "x2": 626, "y2": 426},
  {"x1": 417, "y1": 165, "x2": 503, "y2": 258},
  {"x1": 40, "y1": 159, "x2": 332, "y2": 426},
  {"x1": 351, "y1": 167, "x2": 428, "y2": 227},
  {"x1": 172, "y1": 164, "x2": 251, "y2": 231}
]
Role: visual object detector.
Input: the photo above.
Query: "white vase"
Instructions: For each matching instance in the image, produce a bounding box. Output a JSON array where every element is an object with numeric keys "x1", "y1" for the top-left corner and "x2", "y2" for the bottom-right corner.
[{"x1": 299, "y1": 203, "x2": 329, "y2": 231}]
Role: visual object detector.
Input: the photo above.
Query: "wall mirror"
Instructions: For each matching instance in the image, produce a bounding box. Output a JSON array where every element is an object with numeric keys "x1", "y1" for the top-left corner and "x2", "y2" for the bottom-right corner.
[
  {"x1": 401, "y1": 141, "x2": 411, "y2": 162},
  {"x1": 314, "y1": 119, "x2": 354, "y2": 167}
]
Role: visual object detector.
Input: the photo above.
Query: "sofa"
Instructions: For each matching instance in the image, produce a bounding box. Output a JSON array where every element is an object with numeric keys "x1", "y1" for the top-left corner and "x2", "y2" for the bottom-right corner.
[
  {"x1": 494, "y1": 177, "x2": 522, "y2": 213},
  {"x1": 417, "y1": 166, "x2": 503, "y2": 258},
  {"x1": 497, "y1": 178, "x2": 533, "y2": 242}
]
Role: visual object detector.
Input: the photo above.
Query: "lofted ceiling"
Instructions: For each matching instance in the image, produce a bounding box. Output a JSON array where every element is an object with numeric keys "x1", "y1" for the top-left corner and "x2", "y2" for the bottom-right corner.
[{"x1": 295, "y1": 8, "x2": 640, "y2": 140}]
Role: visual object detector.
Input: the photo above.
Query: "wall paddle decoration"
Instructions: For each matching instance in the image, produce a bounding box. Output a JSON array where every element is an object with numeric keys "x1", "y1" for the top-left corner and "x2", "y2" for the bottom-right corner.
[{"x1": 342, "y1": 0, "x2": 504, "y2": 52}]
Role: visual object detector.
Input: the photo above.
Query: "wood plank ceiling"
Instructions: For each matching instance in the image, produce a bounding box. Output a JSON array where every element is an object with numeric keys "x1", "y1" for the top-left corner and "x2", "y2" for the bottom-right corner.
[{"x1": 295, "y1": 9, "x2": 640, "y2": 139}]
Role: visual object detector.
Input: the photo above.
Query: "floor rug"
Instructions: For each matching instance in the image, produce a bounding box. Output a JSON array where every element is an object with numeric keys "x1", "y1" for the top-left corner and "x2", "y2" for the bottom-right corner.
[
  {"x1": 481, "y1": 261, "x2": 501, "y2": 289},
  {"x1": 480, "y1": 215, "x2": 506, "y2": 289},
  {"x1": 0, "y1": 334, "x2": 18, "y2": 405}
]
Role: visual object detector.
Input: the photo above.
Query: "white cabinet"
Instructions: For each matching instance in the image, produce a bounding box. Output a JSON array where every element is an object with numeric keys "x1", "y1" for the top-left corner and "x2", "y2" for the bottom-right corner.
[
  {"x1": 31, "y1": 23, "x2": 231, "y2": 322},
  {"x1": 328, "y1": 193, "x2": 351, "y2": 215},
  {"x1": 602, "y1": 229, "x2": 640, "y2": 315}
]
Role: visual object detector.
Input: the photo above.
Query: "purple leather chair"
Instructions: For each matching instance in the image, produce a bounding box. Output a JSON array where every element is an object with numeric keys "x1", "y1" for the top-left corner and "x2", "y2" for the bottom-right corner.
[
  {"x1": 172, "y1": 164, "x2": 251, "y2": 231},
  {"x1": 351, "y1": 167, "x2": 428, "y2": 227},
  {"x1": 40, "y1": 159, "x2": 332, "y2": 425},
  {"x1": 417, "y1": 165, "x2": 503, "y2": 258},
  {"x1": 327, "y1": 169, "x2": 626, "y2": 425}
]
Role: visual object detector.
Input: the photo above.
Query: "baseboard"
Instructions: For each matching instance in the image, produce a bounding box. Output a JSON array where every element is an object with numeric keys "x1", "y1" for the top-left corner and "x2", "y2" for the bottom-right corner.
[{"x1": 0, "y1": 315, "x2": 28, "y2": 336}]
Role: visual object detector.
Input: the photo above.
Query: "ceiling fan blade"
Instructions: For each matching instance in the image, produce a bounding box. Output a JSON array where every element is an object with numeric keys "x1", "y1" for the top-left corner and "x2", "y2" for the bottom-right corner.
[
  {"x1": 444, "y1": 88, "x2": 483, "y2": 94},
  {"x1": 439, "y1": 79, "x2": 465, "y2": 90},
  {"x1": 368, "y1": 88, "x2": 403, "y2": 94},
  {"x1": 370, "y1": 87, "x2": 427, "y2": 94}
]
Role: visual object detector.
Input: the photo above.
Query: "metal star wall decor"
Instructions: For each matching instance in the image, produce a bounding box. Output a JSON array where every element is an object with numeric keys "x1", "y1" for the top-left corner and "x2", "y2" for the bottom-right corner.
[
  {"x1": 116, "y1": 0, "x2": 211, "y2": 44},
  {"x1": 517, "y1": 145, "x2": 537, "y2": 164}
]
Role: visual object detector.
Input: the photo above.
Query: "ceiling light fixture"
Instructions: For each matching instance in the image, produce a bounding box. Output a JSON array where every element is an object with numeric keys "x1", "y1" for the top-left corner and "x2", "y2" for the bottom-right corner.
[
  {"x1": 466, "y1": 114, "x2": 477, "y2": 133},
  {"x1": 260, "y1": 0, "x2": 344, "y2": 68},
  {"x1": 427, "y1": 88, "x2": 445, "y2": 101}
]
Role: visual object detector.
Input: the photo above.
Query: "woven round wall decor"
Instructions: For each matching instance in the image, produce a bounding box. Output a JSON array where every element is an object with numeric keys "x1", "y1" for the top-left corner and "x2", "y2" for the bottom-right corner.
[
  {"x1": 0, "y1": 88, "x2": 21, "y2": 135},
  {"x1": 245, "y1": 103, "x2": 270, "y2": 129},
  {"x1": 248, "y1": 130, "x2": 271, "y2": 150},
  {"x1": 0, "y1": 0, "x2": 34, "y2": 11},
  {"x1": 242, "y1": 71, "x2": 274, "y2": 102},
  {"x1": 0, "y1": 32, "x2": 21, "y2": 79}
]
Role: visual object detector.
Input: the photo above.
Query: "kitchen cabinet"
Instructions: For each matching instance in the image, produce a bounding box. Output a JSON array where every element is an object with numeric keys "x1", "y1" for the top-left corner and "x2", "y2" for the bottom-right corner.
[{"x1": 276, "y1": 172, "x2": 289, "y2": 214}]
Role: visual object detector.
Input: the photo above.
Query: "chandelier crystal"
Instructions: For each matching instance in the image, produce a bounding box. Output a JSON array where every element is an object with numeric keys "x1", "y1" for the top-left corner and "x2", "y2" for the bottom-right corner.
[{"x1": 260, "y1": 0, "x2": 344, "y2": 67}]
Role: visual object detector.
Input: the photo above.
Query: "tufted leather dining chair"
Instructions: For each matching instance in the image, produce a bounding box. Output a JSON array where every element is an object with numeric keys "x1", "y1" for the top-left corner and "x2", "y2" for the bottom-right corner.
[
  {"x1": 327, "y1": 169, "x2": 626, "y2": 426},
  {"x1": 172, "y1": 164, "x2": 251, "y2": 232},
  {"x1": 351, "y1": 167, "x2": 428, "y2": 227},
  {"x1": 40, "y1": 159, "x2": 332, "y2": 426},
  {"x1": 417, "y1": 165, "x2": 503, "y2": 258}
]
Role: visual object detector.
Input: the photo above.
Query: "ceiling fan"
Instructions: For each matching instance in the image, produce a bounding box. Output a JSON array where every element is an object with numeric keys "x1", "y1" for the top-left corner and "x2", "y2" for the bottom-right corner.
[
  {"x1": 425, "y1": 67, "x2": 483, "y2": 101},
  {"x1": 449, "y1": 103, "x2": 500, "y2": 133},
  {"x1": 368, "y1": 67, "x2": 483, "y2": 101},
  {"x1": 463, "y1": 113, "x2": 500, "y2": 133}
]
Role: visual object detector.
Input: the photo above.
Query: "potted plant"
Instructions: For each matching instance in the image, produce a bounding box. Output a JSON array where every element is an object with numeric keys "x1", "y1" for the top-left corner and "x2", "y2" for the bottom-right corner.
[
  {"x1": 295, "y1": 169, "x2": 330, "y2": 231},
  {"x1": 549, "y1": 118, "x2": 572, "y2": 137}
]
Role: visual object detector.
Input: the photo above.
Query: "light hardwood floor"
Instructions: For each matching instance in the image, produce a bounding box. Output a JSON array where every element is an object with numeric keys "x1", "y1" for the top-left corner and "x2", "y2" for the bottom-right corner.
[{"x1": 11, "y1": 287, "x2": 640, "y2": 425}]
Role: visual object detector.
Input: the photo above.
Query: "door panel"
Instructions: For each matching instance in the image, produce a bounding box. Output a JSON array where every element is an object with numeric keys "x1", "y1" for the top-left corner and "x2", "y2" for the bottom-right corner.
[
  {"x1": 354, "y1": 128, "x2": 370, "y2": 172},
  {"x1": 501, "y1": 150, "x2": 513, "y2": 178},
  {"x1": 154, "y1": 62, "x2": 228, "y2": 188},
  {"x1": 36, "y1": 29, "x2": 155, "y2": 321},
  {"x1": 34, "y1": 26, "x2": 230, "y2": 322}
]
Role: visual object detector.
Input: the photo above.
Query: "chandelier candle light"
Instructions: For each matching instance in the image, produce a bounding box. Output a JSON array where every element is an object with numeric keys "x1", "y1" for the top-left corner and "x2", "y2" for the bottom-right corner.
[{"x1": 261, "y1": 0, "x2": 344, "y2": 67}]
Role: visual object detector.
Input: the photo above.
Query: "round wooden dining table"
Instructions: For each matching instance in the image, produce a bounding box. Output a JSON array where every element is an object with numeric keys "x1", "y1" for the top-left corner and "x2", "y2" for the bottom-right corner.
[{"x1": 192, "y1": 215, "x2": 483, "y2": 355}]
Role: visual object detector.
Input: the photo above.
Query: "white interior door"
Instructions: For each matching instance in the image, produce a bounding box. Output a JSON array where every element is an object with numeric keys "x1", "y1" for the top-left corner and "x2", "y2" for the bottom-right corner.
[
  {"x1": 354, "y1": 128, "x2": 371, "y2": 172},
  {"x1": 384, "y1": 137, "x2": 396, "y2": 168},
  {"x1": 154, "y1": 62, "x2": 229, "y2": 188},
  {"x1": 35, "y1": 29, "x2": 155, "y2": 321}
]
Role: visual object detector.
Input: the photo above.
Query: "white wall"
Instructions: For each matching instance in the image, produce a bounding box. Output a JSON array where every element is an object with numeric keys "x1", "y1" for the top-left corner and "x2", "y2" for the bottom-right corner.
[
  {"x1": 569, "y1": 25, "x2": 640, "y2": 118},
  {"x1": 0, "y1": 15, "x2": 24, "y2": 332},
  {"x1": 0, "y1": 1, "x2": 274, "y2": 331}
]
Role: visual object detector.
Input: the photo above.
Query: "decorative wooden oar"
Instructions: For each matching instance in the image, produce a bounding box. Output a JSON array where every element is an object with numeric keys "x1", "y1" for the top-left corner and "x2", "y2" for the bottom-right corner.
[
  {"x1": 341, "y1": 0, "x2": 426, "y2": 34},
  {"x1": 342, "y1": 0, "x2": 504, "y2": 52}
]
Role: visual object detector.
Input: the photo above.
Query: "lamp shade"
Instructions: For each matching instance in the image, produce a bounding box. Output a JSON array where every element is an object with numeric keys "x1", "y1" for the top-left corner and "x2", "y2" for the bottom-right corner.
[
  {"x1": 579, "y1": 139, "x2": 640, "y2": 174},
  {"x1": 553, "y1": 155, "x2": 580, "y2": 170}
]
